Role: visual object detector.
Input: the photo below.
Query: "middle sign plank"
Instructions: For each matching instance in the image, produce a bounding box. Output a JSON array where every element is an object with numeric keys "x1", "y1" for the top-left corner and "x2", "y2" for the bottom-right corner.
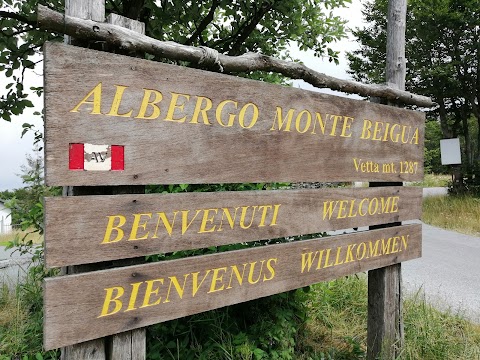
[
  {"x1": 44, "y1": 42, "x2": 425, "y2": 186},
  {"x1": 44, "y1": 186, "x2": 422, "y2": 268}
]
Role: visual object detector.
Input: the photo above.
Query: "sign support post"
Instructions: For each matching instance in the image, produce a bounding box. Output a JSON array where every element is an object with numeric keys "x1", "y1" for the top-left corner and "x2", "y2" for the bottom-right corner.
[
  {"x1": 61, "y1": 1, "x2": 146, "y2": 359},
  {"x1": 367, "y1": 0, "x2": 407, "y2": 359}
]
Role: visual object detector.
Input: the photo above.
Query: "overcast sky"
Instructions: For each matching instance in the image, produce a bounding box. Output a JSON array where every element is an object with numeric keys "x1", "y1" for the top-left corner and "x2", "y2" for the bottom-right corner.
[{"x1": 0, "y1": 0, "x2": 363, "y2": 191}]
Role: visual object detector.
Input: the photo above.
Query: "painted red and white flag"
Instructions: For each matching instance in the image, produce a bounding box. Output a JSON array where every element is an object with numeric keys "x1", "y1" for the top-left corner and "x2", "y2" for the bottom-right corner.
[{"x1": 69, "y1": 143, "x2": 124, "y2": 171}]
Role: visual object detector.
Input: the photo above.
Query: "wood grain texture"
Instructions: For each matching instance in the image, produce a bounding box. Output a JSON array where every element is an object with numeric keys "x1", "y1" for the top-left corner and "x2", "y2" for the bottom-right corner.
[
  {"x1": 44, "y1": 42, "x2": 425, "y2": 186},
  {"x1": 59, "y1": 1, "x2": 108, "y2": 359},
  {"x1": 44, "y1": 187, "x2": 422, "y2": 267},
  {"x1": 60, "y1": 339, "x2": 106, "y2": 360},
  {"x1": 367, "y1": 2, "x2": 408, "y2": 359},
  {"x1": 44, "y1": 224, "x2": 421, "y2": 350}
]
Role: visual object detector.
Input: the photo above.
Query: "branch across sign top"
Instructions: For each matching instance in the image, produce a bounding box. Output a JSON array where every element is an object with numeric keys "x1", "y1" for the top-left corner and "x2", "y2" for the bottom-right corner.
[{"x1": 44, "y1": 42, "x2": 425, "y2": 186}]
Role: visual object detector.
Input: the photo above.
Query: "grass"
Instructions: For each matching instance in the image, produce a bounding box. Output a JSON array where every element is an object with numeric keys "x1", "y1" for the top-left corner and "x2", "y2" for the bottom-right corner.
[
  {"x1": 298, "y1": 276, "x2": 480, "y2": 360},
  {"x1": 410, "y1": 173, "x2": 450, "y2": 188},
  {"x1": 423, "y1": 195, "x2": 480, "y2": 236},
  {"x1": 0, "y1": 229, "x2": 44, "y2": 247}
]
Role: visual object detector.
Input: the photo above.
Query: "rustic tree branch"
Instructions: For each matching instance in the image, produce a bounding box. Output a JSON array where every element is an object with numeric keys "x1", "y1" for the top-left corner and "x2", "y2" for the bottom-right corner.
[
  {"x1": 226, "y1": 1, "x2": 275, "y2": 56},
  {"x1": 36, "y1": 4, "x2": 435, "y2": 108},
  {"x1": 184, "y1": 0, "x2": 220, "y2": 46},
  {"x1": 0, "y1": 10, "x2": 37, "y2": 26}
]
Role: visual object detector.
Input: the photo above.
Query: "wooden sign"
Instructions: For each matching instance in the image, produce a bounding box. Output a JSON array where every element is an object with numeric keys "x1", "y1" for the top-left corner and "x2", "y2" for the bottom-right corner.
[
  {"x1": 44, "y1": 42, "x2": 425, "y2": 186},
  {"x1": 44, "y1": 224, "x2": 421, "y2": 349},
  {"x1": 44, "y1": 187, "x2": 422, "y2": 268}
]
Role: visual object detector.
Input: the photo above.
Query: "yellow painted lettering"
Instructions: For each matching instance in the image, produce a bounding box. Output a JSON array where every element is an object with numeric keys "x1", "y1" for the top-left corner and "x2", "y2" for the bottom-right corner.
[
  {"x1": 315, "y1": 250, "x2": 325, "y2": 269},
  {"x1": 323, "y1": 201, "x2": 337, "y2": 220},
  {"x1": 360, "y1": 119, "x2": 373, "y2": 139},
  {"x1": 390, "y1": 196, "x2": 399, "y2": 213},
  {"x1": 329, "y1": 114, "x2": 342, "y2": 136},
  {"x1": 125, "y1": 282, "x2": 143, "y2": 312},
  {"x1": 391, "y1": 236, "x2": 400, "y2": 253},
  {"x1": 102, "y1": 215, "x2": 126, "y2": 244},
  {"x1": 358, "y1": 198, "x2": 368, "y2": 216},
  {"x1": 198, "y1": 208, "x2": 218, "y2": 233},
  {"x1": 217, "y1": 207, "x2": 239, "y2": 231},
  {"x1": 356, "y1": 242, "x2": 367, "y2": 260},
  {"x1": 401, "y1": 235, "x2": 409, "y2": 250},
  {"x1": 248, "y1": 260, "x2": 265, "y2": 284},
  {"x1": 106, "y1": 85, "x2": 133, "y2": 117},
  {"x1": 257, "y1": 205, "x2": 273, "y2": 227},
  {"x1": 263, "y1": 258, "x2": 277, "y2": 281},
  {"x1": 71, "y1": 82, "x2": 102, "y2": 114},
  {"x1": 216, "y1": 100, "x2": 238, "y2": 126},
  {"x1": 135, "y1": 89, "x2": 163, "y2": 119},
  {"x1": 340, "y1": 116, "x2": 355, "y2": 137},
  {"x1": 372, "y1": 121, "x2": 383, "y2": 141},
  {"x1": 140, "y1": 279, "x2": 164, "y2": 308},
  {"x1": 337, "y1": 200, "x2": 348, "y2": 219},
  {"x1": 192, "y1": 270, "x2": 211, "y2": 297},
  {"x1": 165, "y1": 92, "x2": 190, "y2": 122},
  {"x1": 368, "y1": 239, "x2": 380, "y2": 258},
  {"x1": 380, "y1": 197, "x2": 392, "y2": 214},
  {"x1": 181, "y1": 209, "x2": 202, "y2": 235},
  {"x1": 345, "y1": 244, "x2": 356, "y2": 263},
  {"x1": 390, "y1": 123, "x2": 401, "y2": 142},
  {"x1": 301, "y1": 251, "x2": 318, "y2": 273},
  {"x1": 164, "y1": 275, "x2": 189, "y2": 303},
  {"x1": 208, "y1": 267, "x2": 227, "y2": 293},
  {"x1": 152, "y1": 211, "x2": 178, "y2": 238},
  {"x1": 128, "y1": 213, "x2": 152, "y2": 241},
  {"x1": 411, "y1": 128, "x2": 419, "y2": 144},
  {"x1": 334, "y1": 246, "x2": 344, "y2": 265},
  {"x1": 270, "y1": 204, "x2": 281, "y2": 225},
  {"x1": 271, "y1": 107, "x2": 294, "y2": 131},
  {"x1": 381, "y1": 238, "x2": 392, "y2": 254},
  {"x1": 98, "y1": 286, "x2": 124, "y2": 317},
  {"x1": 239, "y1": 206, "x2": 258, "y2": 229},
  {"x1": 295, "y1": 110, "x2": 312, "y2": 133},
  {"x1": 311, "y1": 112, "x2": 326, "y2": 135},
  {"x1": 238, "y1": 103, "x2": 259, "y2": 129},
  {"x1": 227, "y1": 264, "x2": 248, "y2": 289},
  {"x1": 323, "y1": 248, "x2": 334, "y2": 268},
  {"x1": 348, "y1": 200, "x2": 358, "y2": 218},
  {"x1": 190, "y1": 96, "x2": 212, "y2": 125}
]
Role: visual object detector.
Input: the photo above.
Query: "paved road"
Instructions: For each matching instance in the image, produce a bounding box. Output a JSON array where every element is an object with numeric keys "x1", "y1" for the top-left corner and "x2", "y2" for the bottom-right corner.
[
  {"x1": 422, "y1": 187, "x2": 448, "y2": 197},
  {"x1": 403, "y1": 221, "x2": 480, "y2": 323},
  {"x1": 0, "y1": 245, "x2": 31, "y2": 288}
]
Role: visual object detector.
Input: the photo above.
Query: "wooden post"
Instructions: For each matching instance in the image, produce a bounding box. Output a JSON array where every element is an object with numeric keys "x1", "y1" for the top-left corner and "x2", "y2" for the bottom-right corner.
[
  {"x1": 367, "y1": 0, "x2": 407, "y2": 359},
  {"x1": 61, "y1": 1, "x2": 146, "y2": 359}
]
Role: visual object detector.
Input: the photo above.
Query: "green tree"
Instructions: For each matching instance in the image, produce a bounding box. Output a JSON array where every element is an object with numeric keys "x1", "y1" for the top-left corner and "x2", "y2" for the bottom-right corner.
[
  {"x1": 3, "y1": 146, "x2": 59, "y2": 231},
  {"x1": 0, "y1": 0, "x2": 351, "y2": 133},
  {"x1": 347, "y1": 0, "x2": 480, "y2": 174}
]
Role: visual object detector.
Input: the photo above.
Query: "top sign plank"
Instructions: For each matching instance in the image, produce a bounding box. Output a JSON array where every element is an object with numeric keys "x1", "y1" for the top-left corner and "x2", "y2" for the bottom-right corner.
[{"x1": 44, "y1": 42, "x2": 425, "y2": 186}]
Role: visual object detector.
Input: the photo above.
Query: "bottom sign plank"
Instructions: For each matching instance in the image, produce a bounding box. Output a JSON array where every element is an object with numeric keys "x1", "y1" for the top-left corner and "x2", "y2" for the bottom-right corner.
[{"x1": 44, "y1": 224, "x2": 421, "y2": 349}]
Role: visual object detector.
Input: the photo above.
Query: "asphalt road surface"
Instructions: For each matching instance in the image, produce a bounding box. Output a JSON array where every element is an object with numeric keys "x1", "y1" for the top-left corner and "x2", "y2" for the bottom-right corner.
[{"x1": 403, "y1": 221, "x2": 480, "y2": 323}]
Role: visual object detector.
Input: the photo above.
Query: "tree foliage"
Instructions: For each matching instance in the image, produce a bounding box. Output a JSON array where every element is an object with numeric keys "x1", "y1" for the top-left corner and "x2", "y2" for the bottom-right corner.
[
  {"x1": 348, "y1": 0, "x2": 480, "y2": 175},
  {"x1": 0, "y1": 0, "x2": 351, "y2": 131}
]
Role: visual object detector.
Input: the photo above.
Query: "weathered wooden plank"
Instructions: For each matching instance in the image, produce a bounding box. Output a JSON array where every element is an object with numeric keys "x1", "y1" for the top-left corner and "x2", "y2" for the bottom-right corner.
[
  {"x1": 44, "y1": 42, "x2": 425, "y2": 186},
  {"x1": 44, "y1": 224, "x2": 421, "y2": 350},
  {"x1": 44, "y1": 187, "x2": 422, "y2": 268}
]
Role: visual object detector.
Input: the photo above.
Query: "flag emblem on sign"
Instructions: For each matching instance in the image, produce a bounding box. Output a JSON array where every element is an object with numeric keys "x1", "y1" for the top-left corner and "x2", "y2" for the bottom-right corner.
[{"x1": 69, "y1": 143, "x2": 124, "y2": 171}]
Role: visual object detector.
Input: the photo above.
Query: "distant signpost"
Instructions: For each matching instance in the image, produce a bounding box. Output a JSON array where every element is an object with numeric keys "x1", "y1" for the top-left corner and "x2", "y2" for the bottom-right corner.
[{"x1": 42, "y1": 42, "x2": 424, "y2": 350}]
